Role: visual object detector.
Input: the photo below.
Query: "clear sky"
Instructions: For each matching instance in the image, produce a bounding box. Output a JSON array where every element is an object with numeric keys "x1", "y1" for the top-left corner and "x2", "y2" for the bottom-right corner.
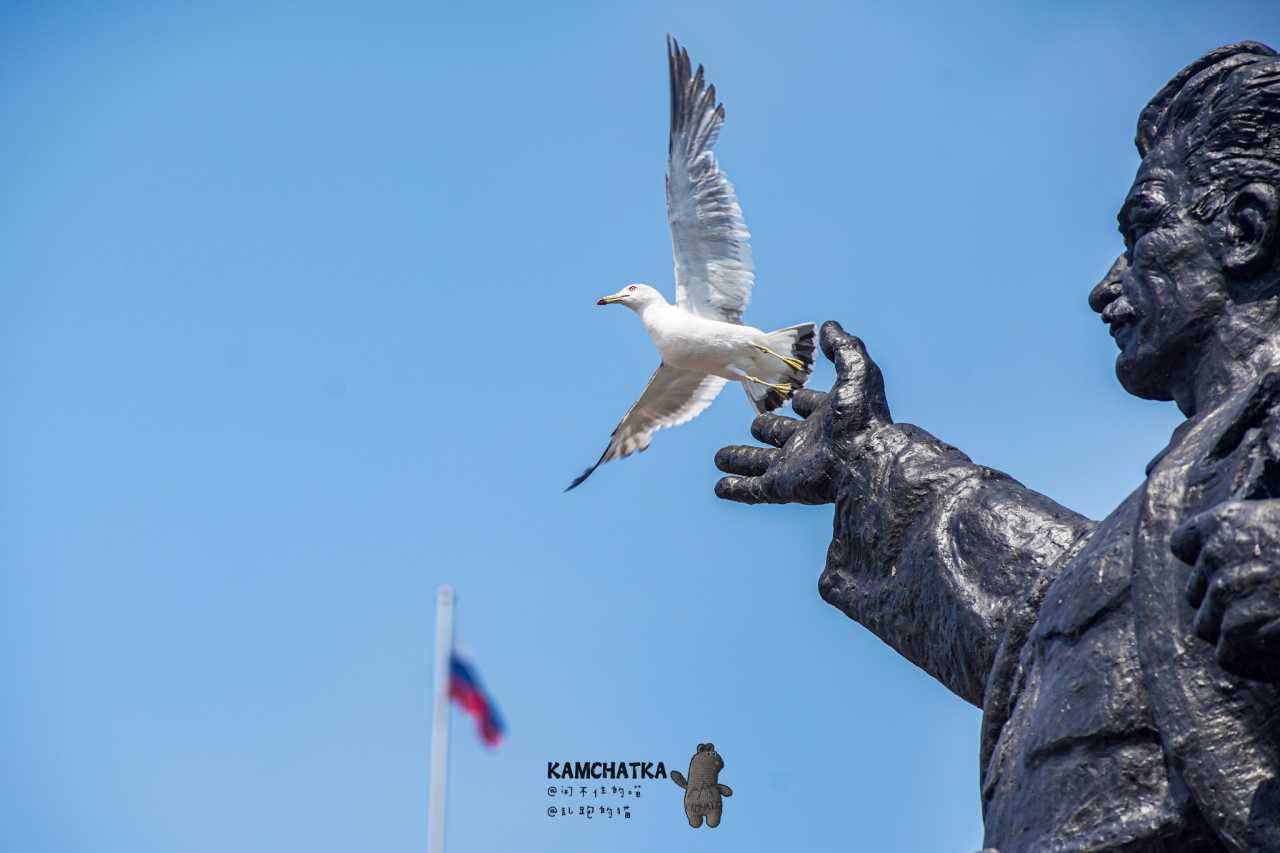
[{"x1": 4, "y1": 2, "x2": 1279, "y2": 851}]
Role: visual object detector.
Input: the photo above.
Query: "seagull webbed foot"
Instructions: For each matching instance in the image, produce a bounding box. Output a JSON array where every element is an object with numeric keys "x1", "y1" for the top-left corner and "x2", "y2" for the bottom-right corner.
[
  {"x1": 751, "y1": 344, "x2": 805, "y2": 372},
  {"x1": 744, "y1": 375, "x2": 795, "y2": 398}
]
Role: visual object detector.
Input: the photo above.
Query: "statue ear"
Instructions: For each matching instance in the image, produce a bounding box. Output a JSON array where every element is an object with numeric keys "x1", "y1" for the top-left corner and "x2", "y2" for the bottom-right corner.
[{"x1": 1221, "y1": 182, "x2": 1280, "y2": 278}]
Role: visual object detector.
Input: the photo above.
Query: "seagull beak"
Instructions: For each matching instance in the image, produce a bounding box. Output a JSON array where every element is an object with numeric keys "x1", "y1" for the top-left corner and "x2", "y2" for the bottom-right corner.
[{"x1": 597, "y1": 294, "x2": 621, "y2": 305}]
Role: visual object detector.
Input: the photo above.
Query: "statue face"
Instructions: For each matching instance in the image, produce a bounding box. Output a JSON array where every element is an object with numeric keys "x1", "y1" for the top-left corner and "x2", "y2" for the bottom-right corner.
[{"x1": 1089, "y1": 143, "x2": 1228, "y2": 401}]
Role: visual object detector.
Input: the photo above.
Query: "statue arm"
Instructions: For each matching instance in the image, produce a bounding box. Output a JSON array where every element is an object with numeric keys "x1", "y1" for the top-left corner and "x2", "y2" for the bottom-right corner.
[
  {"x1": 715, "y1": 322, "x2": 1095, "y2": 707},
  {"x1": 820, "y1": 420, "x2": 1094, "y2": 706}
]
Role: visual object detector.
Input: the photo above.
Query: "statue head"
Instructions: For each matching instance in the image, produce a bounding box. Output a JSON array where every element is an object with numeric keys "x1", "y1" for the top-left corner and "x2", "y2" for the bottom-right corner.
[{"x1": 1088, "y1": 42, "x2": 1280, "y2": 411}]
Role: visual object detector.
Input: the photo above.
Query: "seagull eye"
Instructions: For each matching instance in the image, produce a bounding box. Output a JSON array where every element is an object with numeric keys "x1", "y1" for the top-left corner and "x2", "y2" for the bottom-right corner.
[{"x1": 628, "y1": 285, "x2": 637, "y2": 292}]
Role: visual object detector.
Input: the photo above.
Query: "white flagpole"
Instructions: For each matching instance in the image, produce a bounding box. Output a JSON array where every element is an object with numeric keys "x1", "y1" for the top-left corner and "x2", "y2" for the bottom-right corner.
[{"x1": 427, "y1": 585, "x2": 455, "y2": 853}]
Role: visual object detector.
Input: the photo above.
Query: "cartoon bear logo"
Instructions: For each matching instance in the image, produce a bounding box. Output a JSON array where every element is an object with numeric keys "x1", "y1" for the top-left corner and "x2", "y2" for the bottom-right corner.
[{"x1": 670, "y1": 742, "x2": 733, "y2": 828}]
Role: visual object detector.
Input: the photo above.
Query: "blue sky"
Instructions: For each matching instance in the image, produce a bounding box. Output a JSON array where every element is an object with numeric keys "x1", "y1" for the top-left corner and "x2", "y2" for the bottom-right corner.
[{"x1": 4, "y1": 2, "x2": 1278, "y2": 851}]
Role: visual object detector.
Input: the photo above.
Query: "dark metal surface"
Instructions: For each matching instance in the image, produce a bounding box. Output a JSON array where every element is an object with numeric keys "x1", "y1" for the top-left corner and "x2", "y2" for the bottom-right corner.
[{"x1": 714, "y1": 42, "x2": 1280, "y2": 852}]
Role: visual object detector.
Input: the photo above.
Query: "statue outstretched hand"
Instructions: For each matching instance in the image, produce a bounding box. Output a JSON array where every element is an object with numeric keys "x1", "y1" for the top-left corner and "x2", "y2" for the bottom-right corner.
[
  {"x1": 1173, "y1": 499, "x2": 1280, "y2": 684},
  {"x1": 714, "y1": 321, "x2": 891, "y2": 505}
]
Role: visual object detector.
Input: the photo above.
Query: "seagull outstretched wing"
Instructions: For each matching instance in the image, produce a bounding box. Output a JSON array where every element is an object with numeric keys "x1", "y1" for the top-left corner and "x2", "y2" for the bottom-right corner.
[
  {"x1": 566, "y1": 365, "x2": 728, "y2": 491},
  {"x1": 666, "y1": 36, "x2": 754, "y2": 325}
]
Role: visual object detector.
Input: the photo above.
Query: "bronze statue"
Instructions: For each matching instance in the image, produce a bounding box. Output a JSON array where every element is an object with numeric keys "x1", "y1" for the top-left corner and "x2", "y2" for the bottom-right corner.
[{"x1": 714, "y1": 42, "x2": 1280, "y2": 852}]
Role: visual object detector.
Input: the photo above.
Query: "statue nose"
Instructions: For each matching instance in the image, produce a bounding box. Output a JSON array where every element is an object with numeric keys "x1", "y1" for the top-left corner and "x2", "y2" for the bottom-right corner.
[{"x1": 1088, "y1": 254, "x2": 1129, "y2": 314}]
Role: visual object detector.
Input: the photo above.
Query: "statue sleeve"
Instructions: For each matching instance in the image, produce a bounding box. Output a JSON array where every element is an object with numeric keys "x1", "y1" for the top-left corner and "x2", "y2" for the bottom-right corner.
[{"x1": 819, "y1": 422, "x2": 1095, "y2": 707}]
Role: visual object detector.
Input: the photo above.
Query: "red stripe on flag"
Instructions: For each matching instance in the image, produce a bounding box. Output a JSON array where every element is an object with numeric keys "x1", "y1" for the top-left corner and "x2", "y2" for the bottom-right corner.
[{"x1": 450, "y1": 676, "x2": 503, "y2": 747}]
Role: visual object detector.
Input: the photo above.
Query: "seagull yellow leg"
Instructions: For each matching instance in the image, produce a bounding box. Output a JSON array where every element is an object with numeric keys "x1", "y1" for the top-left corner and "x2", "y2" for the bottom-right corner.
[
  {"x1": 752, "y1": 343, "x2": 805, "y2": 372},
  {"x1": 744, "y1": 375, "x2": 795, "y2": 397}
]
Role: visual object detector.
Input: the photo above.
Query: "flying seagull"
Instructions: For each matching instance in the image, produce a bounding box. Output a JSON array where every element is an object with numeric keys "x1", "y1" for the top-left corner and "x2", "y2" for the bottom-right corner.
[{"x1": 567, "y1": 36, "x2": 814, "y2": 491}]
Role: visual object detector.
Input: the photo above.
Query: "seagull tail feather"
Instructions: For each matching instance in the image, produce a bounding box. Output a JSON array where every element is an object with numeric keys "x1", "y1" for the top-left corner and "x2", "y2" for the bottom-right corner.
[{"x1": 741, "y1": 323, "x2": 816, "y2": 413}]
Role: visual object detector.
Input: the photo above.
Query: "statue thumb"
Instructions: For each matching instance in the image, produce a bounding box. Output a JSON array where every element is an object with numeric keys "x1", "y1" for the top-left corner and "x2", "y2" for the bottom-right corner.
[{"x1": 1170, "y1": 513, "x2": 1207, "y2": 565}]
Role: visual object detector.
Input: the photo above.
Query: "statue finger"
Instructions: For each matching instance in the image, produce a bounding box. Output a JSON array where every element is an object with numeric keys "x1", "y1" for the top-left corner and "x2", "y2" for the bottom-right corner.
[
  {"x1": 751, "y1": 413, "x2": 800, "y2": 447},
  {"x1": 819, "y1": 321, "x2": 891, "y2": 426},
  {"x1": 819, "y1": 320, "x2": 861, "y2": 372},
  {"x1": 714, "y1": 474, "x2": 777, "y2": 504},
  {"x1": 1194, "y1": 580, "x2": 1226, "y2": 644},
  {"x1": 1173, "y1": 502, "x2": 1254, "y2": 567},
  {"x1": 822, "y1": 321, "x2": 879, "y2": 390},
  {"x1": 1216, "y1": 585, "x2": 1280, "y2": 680},
  {"x1": 1194, "y1": 561, "x2": 1273, "y2": 644},
  {"x1": 714, "y1": 444, "x2": 777, "y2": 476},
  {"x1": 791, "y1": 388, "x2": 827, "y2": 418},
  {"x1": 739, "y1": 443, "x2": 833, "y2": 505},
  {"x1": 1186, "y1": 564, "x2": 1209, "y2": 608}
]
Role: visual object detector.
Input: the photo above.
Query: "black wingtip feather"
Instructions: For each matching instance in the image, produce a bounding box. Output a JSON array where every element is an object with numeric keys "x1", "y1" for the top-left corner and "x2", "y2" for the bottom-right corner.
[
  {"x1": 566, "y1": 433, "x2": 617, "y2": 492},
  {"x1": 565, "y1": 465, "x2": 596, "y2": 492},
  {"x1": 667, "y1": 34, "x2": 724, "y2": 153}
]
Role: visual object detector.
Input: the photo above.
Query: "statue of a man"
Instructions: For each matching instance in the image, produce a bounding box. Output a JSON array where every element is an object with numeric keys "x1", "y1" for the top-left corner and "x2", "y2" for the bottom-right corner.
[{"x1": 714, "y1": 42, "x2": 1280, "y2": 853}]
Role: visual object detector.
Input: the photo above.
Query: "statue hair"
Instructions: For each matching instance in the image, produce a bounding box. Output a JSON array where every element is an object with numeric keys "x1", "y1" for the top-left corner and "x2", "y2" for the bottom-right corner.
[{"x1": 1136, "y1": 41, "x2": 1280, "y2": 223}]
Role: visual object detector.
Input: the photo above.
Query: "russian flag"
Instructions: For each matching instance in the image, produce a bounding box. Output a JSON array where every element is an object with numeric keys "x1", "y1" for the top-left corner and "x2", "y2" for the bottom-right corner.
[{"x1": 449, "y1": 652, "x2": 505, "y2": 747}]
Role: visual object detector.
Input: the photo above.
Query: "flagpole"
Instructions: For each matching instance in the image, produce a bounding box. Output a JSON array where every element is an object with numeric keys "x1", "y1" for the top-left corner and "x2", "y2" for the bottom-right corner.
[{"x1": 428, "y1": 585, "x2": 455, "y2": 853}]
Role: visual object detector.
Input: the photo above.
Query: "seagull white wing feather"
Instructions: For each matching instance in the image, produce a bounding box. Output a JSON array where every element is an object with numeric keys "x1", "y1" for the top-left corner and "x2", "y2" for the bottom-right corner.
[
  {"x1": 666, "y1": 36, "x2": 754, "y2": 325},
  {"x1": 566, "y1": 365, "x2": 728, "y2": 490}
]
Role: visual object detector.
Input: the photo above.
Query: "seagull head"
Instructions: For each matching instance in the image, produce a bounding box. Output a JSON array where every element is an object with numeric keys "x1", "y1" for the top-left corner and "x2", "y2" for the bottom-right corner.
[{"x1": 596, "y1": 283, "x2": 665, "y2": 311}]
